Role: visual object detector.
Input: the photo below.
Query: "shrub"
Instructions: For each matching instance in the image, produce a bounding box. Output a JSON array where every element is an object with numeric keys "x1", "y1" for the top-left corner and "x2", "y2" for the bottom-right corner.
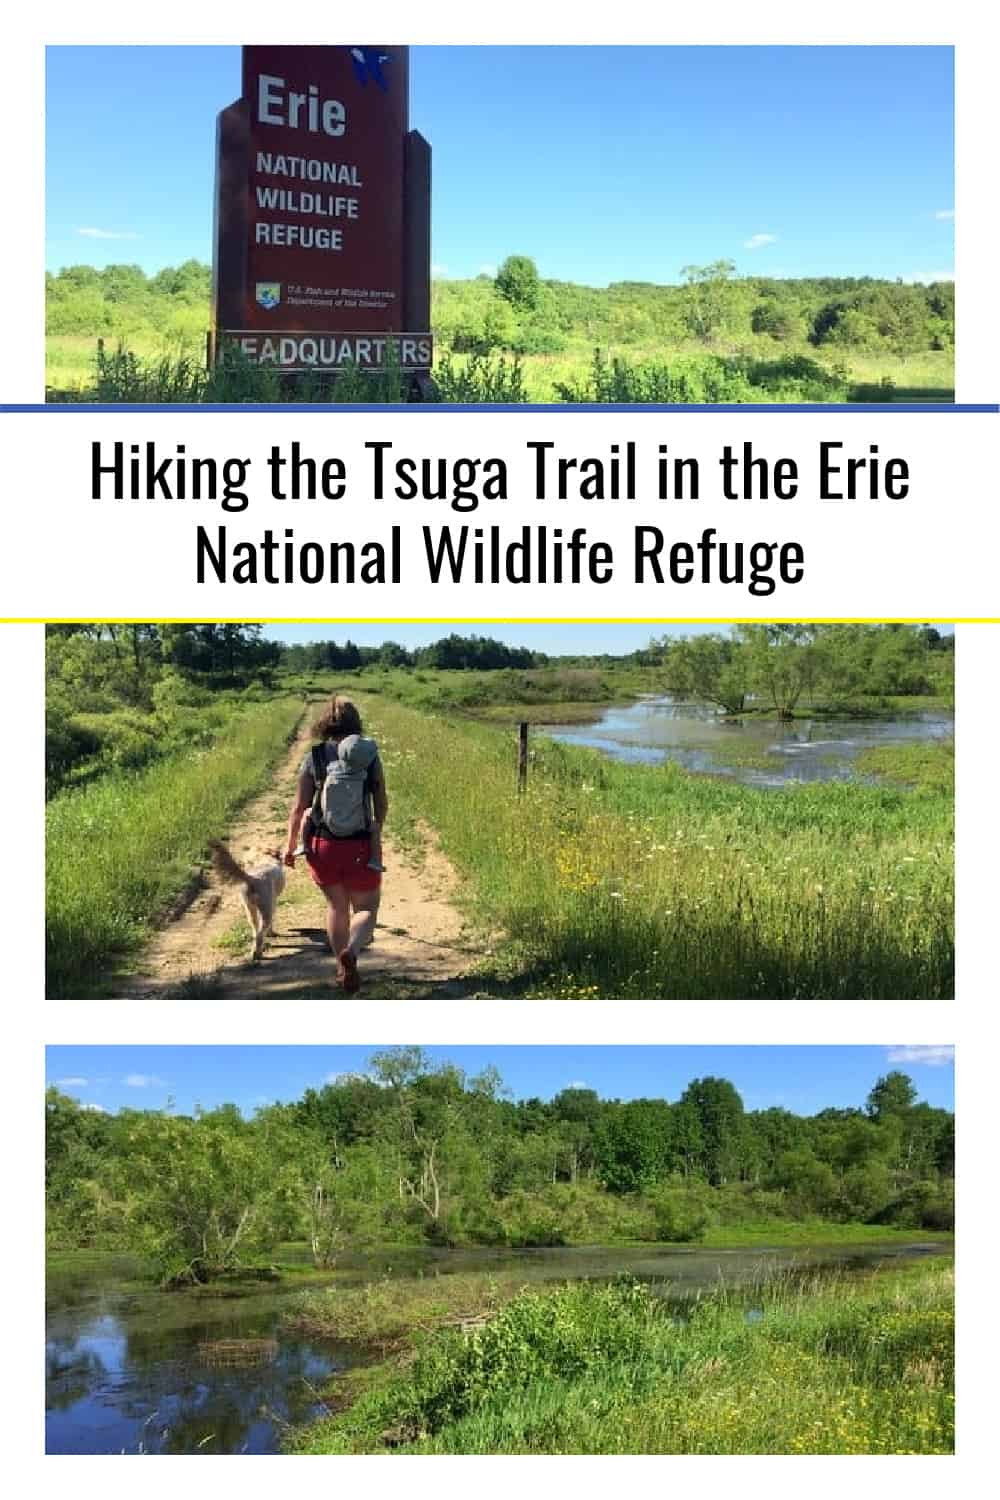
[
  {"x1": 649, "y1": 1186, "x2": 712, "y2": 1242},
  {"x1": 873, "y1": 1180, "x2": 954, "y2": 1231},
  {"x1": 433, "y1": 352, "x2": 528, "y2": 403},
  {"x1": 45, "y1": 715, "x2": 102, "y2": 796},
  {"x1": 554, "y1": 349, "x2": 849, "y2": 404}
]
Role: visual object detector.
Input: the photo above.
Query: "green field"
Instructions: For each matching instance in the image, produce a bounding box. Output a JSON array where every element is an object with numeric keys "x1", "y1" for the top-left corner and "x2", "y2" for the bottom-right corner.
[{"x1": 45, "y1": 262, "x2": 954, "y2": 401}]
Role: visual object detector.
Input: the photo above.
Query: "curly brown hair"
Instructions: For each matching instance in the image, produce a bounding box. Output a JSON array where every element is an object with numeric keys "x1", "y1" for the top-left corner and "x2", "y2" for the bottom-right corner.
[{"x1": 312, "y1": 694, "x2": 363, "y2": 741}]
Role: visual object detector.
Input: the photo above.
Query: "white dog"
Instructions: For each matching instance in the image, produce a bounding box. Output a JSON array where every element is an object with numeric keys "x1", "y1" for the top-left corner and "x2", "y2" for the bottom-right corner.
[{"x1": 209, "y1": 842, "x2": 286, "y2": 962}]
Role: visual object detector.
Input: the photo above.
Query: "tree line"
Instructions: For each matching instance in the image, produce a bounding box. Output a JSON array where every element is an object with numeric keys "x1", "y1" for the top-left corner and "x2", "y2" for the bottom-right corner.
[
  {"x1": 449, "y1": 256, "x2": 955, "y2": 358},
  {"x1": 282, "y1": 631, "x2": 542, "y2": 674},
  {"x1": 47, "y1": 258, "x2": 954, "y2": 360},
  {"x1": 46, "y1": 1050, "x2": 954, "y2": 1285}
]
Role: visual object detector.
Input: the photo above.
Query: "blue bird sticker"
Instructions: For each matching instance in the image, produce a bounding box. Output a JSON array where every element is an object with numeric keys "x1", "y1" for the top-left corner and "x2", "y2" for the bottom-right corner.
[{"x1": 349, "y1": 47, "x2": 392, "y2": 92}]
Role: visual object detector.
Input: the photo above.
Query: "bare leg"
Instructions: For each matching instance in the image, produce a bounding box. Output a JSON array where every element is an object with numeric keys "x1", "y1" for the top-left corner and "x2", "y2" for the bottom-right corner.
[
  {"x1": 321, "y1": 885, "x2": 350, "y2": 955},
  {"x1": 346, "y1": 887, "x2": 381, "y2": 958}
]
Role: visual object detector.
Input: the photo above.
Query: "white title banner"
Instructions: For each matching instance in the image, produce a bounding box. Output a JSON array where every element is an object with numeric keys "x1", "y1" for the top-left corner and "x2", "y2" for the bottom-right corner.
[{"x1": 3, "y1": 407, "x2": 997, "y2": 617}]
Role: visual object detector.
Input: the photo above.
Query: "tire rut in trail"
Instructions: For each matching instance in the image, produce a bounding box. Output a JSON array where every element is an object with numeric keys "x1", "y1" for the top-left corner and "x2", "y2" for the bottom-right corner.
[{"x1": 117, "y1": 720, "x2": 484, "y2": 999}]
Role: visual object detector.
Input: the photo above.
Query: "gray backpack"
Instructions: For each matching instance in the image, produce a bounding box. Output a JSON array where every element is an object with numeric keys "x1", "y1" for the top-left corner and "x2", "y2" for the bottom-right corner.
[{"x1": 310, "y1": 735, "x2": 377, "y2": 837}]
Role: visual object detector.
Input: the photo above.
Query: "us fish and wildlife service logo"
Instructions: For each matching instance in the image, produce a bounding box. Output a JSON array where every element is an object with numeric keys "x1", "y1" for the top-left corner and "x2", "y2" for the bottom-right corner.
[{"x1": 256, "y1": 282, "x2": 281, "y2": 311}]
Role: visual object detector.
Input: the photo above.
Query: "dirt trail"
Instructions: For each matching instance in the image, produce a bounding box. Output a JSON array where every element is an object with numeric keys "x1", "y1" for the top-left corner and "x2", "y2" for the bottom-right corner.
[{"x1": 121, "y1": 721, "x2": 483, "y2": 999}]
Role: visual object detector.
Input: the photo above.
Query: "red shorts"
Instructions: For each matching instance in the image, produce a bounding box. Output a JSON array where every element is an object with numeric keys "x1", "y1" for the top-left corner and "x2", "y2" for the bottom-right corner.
[{"x1": 305, "y1": 835, "x2": 381, "y2": 892}]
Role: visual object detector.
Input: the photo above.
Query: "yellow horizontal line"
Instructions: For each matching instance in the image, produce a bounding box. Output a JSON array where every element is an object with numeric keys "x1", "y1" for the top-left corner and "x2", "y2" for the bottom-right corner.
[{"x1": 0, "y1": 616, "x2": 984, "y2": 626}]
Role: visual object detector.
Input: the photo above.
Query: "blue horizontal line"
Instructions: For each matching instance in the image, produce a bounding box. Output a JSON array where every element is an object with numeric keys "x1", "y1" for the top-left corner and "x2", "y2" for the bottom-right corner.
[{"x1": 3, "y1": 402, "x2": 997, "y2": 414}]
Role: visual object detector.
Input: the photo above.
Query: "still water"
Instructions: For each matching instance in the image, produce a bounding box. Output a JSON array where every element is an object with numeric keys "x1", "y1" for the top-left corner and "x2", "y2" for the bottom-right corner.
[
  {"x1": 46, "y1": 1239, "x2": 947, "y2": 1455},
  {"x1": 544, "y1": 697, "x2": 953, "y2": 787}
]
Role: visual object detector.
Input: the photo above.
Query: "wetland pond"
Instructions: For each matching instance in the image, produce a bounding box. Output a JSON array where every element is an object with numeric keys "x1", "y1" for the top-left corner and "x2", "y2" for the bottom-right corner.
[
  {"x1": 543, "y1": 697, "x2": 953, "y2": 787},
  {"x1": 47, "y1": 1238, "x2": 948, "y2": 1455}
]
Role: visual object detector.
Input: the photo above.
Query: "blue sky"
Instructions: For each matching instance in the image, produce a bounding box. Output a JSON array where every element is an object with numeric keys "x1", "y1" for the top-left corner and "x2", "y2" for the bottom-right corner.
[
  {"x1": 46, "y1": 1046, "x2": 954, "y2": 1118},
  {"x1": 46, "y1": 46, "x2": 954, "y2": 284}
]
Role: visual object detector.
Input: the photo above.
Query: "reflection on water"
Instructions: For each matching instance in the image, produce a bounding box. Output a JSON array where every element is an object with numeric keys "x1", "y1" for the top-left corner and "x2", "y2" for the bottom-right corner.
[
  {"x1": 544, "y1": 697, "x2": 953, "y2": 786},
  {"x1": 46, "y1": 1240, "x2": 948, "y2": 1455},
  {"x1": 45, "y1": 1256, "x2": 356, "y2": 1455}
]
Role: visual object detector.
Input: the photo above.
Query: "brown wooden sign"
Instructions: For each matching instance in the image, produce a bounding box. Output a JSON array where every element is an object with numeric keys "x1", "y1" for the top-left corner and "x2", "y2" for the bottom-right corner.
[{"x1": 212, "y1": 45, "x2": 431, "y2": 374}]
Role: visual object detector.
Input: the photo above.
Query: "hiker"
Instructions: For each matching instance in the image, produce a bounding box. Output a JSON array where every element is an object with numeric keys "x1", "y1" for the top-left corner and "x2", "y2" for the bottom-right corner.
[{"x1": 283, "y1": 695, "x2": 387, "y2": 993}]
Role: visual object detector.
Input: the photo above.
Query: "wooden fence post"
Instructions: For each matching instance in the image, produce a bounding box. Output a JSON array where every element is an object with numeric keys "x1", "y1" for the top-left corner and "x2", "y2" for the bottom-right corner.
[{"x1": 517, "y1": 721, "x2": 529, "y2": 794}]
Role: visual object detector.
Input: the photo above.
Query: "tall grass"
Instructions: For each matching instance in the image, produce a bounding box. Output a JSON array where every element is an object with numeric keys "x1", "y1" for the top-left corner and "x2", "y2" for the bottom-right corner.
[
  {"x1": 363, "y1": 699, "x2": 953, "y2": 998},
  {"x1": 45, "y1": 331, "x2": 955, "y2": 405},
  {"x1": 49, "y1": 340, "x2": 527, "y2": 405},
  {"x1": 291, "y1": 1260, "x2": 954, "y2": 1454},
  {"x1": 46, "y1": 696, "x2": 302, "y2": 995}
]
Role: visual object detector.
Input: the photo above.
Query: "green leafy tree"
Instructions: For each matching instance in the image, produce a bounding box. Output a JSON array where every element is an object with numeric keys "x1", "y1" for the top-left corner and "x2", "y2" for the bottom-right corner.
[
  {"x1": 495, "y1": 255, "x2": 540, "y2": 311},
  {"x1": 657, "y1": 632, "x2": 749, "y2": 712},
  {"x1": 679, "y1": 1077, "x2": 745, "y2": 1185},
  {"x1": 115, "y1": 1106, "x2": 294, "y2": 1284},
  {"x1": 596, "y1": 1099, "x2": 672, "y2": 1193},
  {"x1": 735, "y1": 623, "x2": 827, "y2": 717},
  {"x1": 866, "y1": 1071, "x2": 918, "y2": 1123},
  {"x1": 679, "y1": 260, "x2": 738, "y2": 341}
]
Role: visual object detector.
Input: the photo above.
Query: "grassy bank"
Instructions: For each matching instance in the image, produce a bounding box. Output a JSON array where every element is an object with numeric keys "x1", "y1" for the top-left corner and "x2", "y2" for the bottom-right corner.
[
  {"x1": 855, "y1": 741, "x2": 955, "y2": 794},
  {"x1": 332, "y1": 663, "x2": 662, "y2": 717},
  {"x1": 289, "y1": 1258, "x2": 953, "y2": 1454},
  {"x1": 362, "y1": 698, "x2": 953, "y2": 998},
  {"x1": 284, "y1": 1233, "x2": 952, "y2": 1351},
  {"x1": 46, "y1": 696, "x2": 303, "y2": 995}
]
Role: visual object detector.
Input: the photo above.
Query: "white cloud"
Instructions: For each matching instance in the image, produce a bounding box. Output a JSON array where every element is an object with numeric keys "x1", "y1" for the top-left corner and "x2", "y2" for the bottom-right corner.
[
  {"x1": 54, "y1": 1076, "x2": 89, "y2": 1087},
  {"x1": 743, "y1": 233, "x2": 777, "y2": 251},
  {"x1": 431, "y1": 262, "x2": 449, "y2": 277},
  {"x1": 77, "y1": 226, "x2": 140, "y2": 241},
  {"x1": 902, "y1": 270, "x2": 954, "y2": 284},
  {"x1": 81, "y1": 1101, "x2": 109, "y2": 1113},
  {"x1": 934, "y1": 209, "x2": 955, "y2": 221},
  {"x1": 123, "y1": 1073, "x2": 166, "y2": 1088},
  {"x1": 886, "y1": 1045, "x2": 955, "y2": 1067},
  {"x1": 567, "y1": 1080, "x2": 590, "y2": 1090}
]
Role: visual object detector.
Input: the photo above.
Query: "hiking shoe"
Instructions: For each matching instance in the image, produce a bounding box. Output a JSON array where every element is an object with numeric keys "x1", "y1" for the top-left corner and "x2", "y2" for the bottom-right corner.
[{"x1": 338, "y1": 948, "x2": 360, "y2": 993}]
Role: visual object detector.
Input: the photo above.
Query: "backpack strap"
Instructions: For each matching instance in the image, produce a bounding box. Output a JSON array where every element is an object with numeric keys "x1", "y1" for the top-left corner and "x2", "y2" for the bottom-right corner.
[{"x1": 308, "y1": 743, "x2": 328, "y2": 832}]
